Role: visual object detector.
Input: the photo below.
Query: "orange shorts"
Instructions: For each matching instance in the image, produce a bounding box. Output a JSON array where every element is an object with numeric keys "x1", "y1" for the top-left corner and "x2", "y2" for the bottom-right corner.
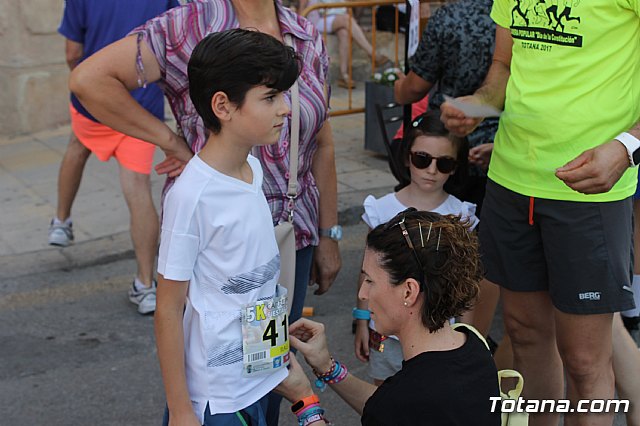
[{"x1": 70, "y1": 104, "x2": 155, "y2": 174}]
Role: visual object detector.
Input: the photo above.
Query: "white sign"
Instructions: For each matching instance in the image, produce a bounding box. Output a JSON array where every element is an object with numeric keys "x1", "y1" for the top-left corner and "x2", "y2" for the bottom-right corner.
[{"x1": 407, "y1": 0, "x2": 420, "y2": 57}]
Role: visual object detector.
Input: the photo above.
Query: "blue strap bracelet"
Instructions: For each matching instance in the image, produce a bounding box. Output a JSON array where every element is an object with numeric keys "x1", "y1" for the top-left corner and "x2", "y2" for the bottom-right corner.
[{"x1": 352, "y1": 308, "x2": 371, "y2": 320}]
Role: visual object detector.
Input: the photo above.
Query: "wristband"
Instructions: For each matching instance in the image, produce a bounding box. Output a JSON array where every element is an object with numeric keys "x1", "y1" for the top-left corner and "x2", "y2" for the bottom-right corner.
[
  {"x1": 296, "y1": 406, "x2": 325, "y2": 426},
  {"x1": 291, "y1": 394, "x2": 320, "y2": 414},
  {"x1": 615, "y1": 132, "x2": 640, "y2": 167},
  {"x1": 352, "y1": 308, "x2": 371, "y2": 320}
]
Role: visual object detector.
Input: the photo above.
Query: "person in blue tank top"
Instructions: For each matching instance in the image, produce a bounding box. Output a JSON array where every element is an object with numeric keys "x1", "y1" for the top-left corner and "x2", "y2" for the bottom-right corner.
[{"x1": 49, "y1": 0, "x2": 179, "y2": 315}]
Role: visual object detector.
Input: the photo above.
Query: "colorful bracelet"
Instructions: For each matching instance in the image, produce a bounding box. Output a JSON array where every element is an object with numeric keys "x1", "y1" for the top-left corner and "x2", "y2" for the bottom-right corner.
[
  {"x1": 297, "y1": 406, "x2": 325, "y2": 426},
  {"x1": 312, "y1": 357, "x2": 336, "y2": 380},
  {"x1": 352, "y1": 308, "x2": 371, "y2": 320},
  {"x1": 301, "y1": 413, "x2": 326, "y2": 426},
  {"x1": 313, "y1": 358, "x2": 349, "y2": 392}
]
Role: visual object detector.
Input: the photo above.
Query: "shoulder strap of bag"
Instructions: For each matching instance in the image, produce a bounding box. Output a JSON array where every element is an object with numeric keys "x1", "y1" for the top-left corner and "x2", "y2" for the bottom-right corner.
[
  {"x1": 284, "y1": 34, "x2": 299, "y2": 224},
  {"x1": 451, "y1": 324, "x2": 526, "y2": 402},
  {"x1": 451, "y1": 322, "x2": 490, "y2": 351}
]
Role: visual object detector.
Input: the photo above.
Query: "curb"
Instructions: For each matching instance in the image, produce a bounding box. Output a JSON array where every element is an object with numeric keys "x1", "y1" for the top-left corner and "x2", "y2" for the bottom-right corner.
[
  {"x1": 0, "y1": 232, "x2": 133, "y2": 280},
  {"x1": 2, "y1": 206, "x2": 367, "y2": 280}
]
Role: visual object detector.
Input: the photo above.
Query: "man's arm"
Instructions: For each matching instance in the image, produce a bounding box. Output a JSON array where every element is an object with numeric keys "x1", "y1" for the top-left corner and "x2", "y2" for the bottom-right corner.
[
  {"x1": 65, "y1": 39, "x2": 83, "y2": 71},
  {"x1": 310, "y1": 120, "x2": 341, "y2": 295},
  {"x1": 69, "y1": 35, "x2": 192, "y2": 172},
  {"x1": 441, "y1": 25, "x2": 513, "y2": 136},
  {"x1": 393, "y1": 71, "x2": 432, "y2": 105},
  {"x1": 155, "y1": 274, "x2": 200, "y2": 426}
]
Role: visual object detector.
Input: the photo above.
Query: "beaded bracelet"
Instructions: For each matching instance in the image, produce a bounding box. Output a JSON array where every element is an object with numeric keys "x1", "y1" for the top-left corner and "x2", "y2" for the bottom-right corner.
[
  {"x1": 313, "y1": 358, "x2": 348, "y2": 391},
  {"x1": 312, "y1": 357, "x2": 336, "y2": 380}
]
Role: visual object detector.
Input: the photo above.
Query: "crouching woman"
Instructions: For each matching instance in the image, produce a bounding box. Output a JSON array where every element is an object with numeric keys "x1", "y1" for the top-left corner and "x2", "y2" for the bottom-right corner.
[{"x1": 277, "y1": 209, "x2": 501, "y2": 425}]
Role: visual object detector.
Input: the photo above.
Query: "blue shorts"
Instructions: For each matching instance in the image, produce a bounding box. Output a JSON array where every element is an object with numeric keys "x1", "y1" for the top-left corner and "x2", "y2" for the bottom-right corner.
[
  {"x1": 163, "y1": 396, "x2": 268, "y2": 426},
  {"x1": 634, "y1": 172, "x2": 640, "y2": 199}
]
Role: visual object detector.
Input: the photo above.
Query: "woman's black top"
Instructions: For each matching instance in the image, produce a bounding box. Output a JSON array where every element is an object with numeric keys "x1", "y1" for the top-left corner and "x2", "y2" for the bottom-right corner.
[{"x1": 361, "y1": 326, "x2": 501, "y2": 426}]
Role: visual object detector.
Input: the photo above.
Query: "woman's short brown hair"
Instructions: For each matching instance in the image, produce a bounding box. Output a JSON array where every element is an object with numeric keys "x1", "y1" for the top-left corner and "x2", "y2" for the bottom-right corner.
[{"x1": 366, "y1": 209, "x2": 482, "y2": 332}]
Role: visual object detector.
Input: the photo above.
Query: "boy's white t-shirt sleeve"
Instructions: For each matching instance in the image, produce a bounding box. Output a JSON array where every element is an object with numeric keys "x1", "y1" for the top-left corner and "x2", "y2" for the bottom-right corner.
[{"x1": 157, "y1": 186, "x2": 201, "y2": 281}]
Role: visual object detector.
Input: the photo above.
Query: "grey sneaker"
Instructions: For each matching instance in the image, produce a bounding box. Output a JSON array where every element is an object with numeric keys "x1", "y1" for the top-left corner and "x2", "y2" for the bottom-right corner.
[
  {"x1": 128, "y1": 280, "x2": 156, "y2": 315},
  {"x1": 48, "y1": 219, "x2": 74, "y2": 247}
]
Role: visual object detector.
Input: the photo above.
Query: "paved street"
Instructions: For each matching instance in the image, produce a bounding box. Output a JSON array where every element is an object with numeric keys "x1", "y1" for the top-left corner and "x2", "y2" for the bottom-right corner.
[{"x1": 0, "y1": 223, "x2": 369, "y2": 426}]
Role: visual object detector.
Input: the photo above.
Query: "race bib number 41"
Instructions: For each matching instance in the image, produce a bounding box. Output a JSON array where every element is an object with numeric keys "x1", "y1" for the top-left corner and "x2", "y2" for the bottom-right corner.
[{"x1": 241, "y1": 286, "x2": 289, "y2": 376}]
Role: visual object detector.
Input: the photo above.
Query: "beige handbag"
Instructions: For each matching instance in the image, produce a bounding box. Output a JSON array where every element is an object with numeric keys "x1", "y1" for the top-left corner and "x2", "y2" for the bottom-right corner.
[
  {"x1": 274, "y1": 35, "x2": 300, "y2": 315},
  {"x1": 451, "y1": 323, "x2": 529, "y2": 426}
]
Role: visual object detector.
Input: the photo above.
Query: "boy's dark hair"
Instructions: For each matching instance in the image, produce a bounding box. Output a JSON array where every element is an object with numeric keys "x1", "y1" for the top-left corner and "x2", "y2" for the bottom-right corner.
[
  {"x1": 188, "y1": 29, "x2": 301, "y2": 134},
  {"x1": 367, "y1": 209, "x2": 482, "y2": 332}
]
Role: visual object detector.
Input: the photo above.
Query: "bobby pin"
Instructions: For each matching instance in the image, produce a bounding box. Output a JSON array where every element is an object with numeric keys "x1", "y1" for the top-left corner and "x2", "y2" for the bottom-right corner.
[
  {"x1": 426, "y1": 222, "x2": 433, "y2": 243},
  {"x1": 419, "y1": 222, "x2": 424, "y2": 248},
  {"x1": 436, "y1": 228, "x2": 442, "y2": 251}
]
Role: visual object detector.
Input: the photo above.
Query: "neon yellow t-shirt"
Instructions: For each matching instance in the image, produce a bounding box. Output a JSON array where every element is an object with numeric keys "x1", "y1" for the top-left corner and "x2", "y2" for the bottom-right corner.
[{"x1": 490, "y1": 0, "x2": 640, "y2": 201}]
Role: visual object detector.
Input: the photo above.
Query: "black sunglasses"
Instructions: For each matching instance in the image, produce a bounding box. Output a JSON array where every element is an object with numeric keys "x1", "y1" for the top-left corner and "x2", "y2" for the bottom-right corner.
[
  {"x1": 383, "y1": 208, "x2": 426, "y2": 291},
  {"x1": 410, "y1": 151, "x2": 457, "y2": 174}
]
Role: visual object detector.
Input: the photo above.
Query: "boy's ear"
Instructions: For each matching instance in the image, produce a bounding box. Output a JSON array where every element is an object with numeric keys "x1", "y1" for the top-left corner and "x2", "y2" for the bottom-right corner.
[{"x1": 211, "y1": 91, "x2": 233, "y2": 122}]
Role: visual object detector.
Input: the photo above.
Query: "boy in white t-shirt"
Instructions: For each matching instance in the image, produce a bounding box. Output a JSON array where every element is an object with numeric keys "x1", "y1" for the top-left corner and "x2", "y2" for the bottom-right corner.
[{"x1": 155, "y1": 29, "x2": 300, "y2": 426}]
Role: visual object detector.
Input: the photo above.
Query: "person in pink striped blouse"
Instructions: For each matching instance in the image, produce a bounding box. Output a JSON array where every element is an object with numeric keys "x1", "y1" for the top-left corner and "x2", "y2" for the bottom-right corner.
[{"x1": 69, "y1": 1, "x2": 342, "y2": 424}]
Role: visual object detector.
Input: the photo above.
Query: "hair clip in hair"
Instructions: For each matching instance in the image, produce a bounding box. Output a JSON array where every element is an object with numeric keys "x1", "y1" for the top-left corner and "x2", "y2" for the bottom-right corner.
[
  {"x1": 436, "y1": 228, "x2": 442, "y2": 252},
  {"x1": 426, "y1": 222, "x2": 433, "y2": 243},
  {"x1": 418, "y1": 222, "x2": 424, "y2": 248}
]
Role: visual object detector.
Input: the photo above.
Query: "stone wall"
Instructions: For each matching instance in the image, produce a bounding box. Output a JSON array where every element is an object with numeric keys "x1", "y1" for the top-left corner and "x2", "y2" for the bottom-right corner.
[{"x1": 0, "y1": 0, "x2": 68, "y2": 137}]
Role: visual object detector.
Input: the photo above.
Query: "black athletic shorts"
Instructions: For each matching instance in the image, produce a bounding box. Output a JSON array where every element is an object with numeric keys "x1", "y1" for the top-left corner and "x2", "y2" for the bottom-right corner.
[{"x1": 479, "y1": 179, "x2": 636, "y2": 314}]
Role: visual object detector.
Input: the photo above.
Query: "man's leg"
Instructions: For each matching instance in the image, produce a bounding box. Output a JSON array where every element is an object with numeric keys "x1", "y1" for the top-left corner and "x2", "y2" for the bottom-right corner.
[
  {"x1": 118, "y1": 165, "x2": 159, "y2": 288},
  {"x1": 49, "y1": 132, "x2": 91, "y2": 246},
  {"x1": 612, "y1": 313, "x2": 640, "y2": 426},
  {"x1": 56, "y1": 132, "x2": 91, "y2": 221},
  {"x1": 555, "y1": 310, "x2": 614, "y2": 426},
  {"x1": 502, "y1": 288, "x2": 563, "y2": 426}
]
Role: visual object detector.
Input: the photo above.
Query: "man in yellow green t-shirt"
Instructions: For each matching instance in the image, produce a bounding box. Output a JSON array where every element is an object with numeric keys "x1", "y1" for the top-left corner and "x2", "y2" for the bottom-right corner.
[{"x1": 442, "y1": 0, "x2": 638, "y2": 424}]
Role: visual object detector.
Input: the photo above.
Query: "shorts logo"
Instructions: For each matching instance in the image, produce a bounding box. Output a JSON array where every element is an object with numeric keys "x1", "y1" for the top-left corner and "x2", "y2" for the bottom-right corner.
[{"x1": 579, "y1": 292, "x2": 601, "y2": 301}]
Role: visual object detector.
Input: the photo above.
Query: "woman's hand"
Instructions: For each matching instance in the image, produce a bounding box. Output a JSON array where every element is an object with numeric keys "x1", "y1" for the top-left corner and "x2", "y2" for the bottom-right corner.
[
  {"x1": 353, "y1": 320, "x2": 370, "y2": 362},
  {"x1": 289, "y1": 318, "x2": 333, "y2": 373},
  {"x1": 155, "y1": 133, "x2": 193, "y2": 178},
  {"x1": 274, "y1": 355, "x2": 314, "y2": 403}
]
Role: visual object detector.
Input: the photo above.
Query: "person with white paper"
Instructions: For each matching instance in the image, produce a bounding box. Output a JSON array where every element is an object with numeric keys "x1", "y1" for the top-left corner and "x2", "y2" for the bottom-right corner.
[{"x1": 441, "y1": 1, "x2": 640, "y2": 424}]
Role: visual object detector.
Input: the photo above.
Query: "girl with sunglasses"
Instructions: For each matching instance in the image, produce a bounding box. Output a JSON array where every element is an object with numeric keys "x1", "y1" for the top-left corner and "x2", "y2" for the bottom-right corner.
[{"x1": 354, "y1": 110, "x2": 480, "y2": 385}]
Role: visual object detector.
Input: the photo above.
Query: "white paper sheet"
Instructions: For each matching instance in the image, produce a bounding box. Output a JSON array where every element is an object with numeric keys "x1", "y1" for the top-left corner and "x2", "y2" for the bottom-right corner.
[{"x1": 443, "y1": 95, "x2": 502, "y2": 118}]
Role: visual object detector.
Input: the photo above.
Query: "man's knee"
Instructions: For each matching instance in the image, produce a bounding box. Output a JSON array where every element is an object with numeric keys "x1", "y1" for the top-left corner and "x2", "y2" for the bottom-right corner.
[
  {"x1": 564, "y1": 353, "x2": 612, "y2": 385},
  {"x1": 558, "y1": 337, "x2": 613, "y2": 381},
  {"x1": 120, "y1": 168, "x2": 152, "y2": 197}
]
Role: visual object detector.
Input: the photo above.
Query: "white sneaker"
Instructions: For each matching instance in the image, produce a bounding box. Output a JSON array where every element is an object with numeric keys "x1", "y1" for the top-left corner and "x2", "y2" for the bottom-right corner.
[
  {"x1": 48, "y1": 219, "x2": 74, "y2": 247},
  {"x1": 128, "y1": 280, "x2": 157, "y2": 315}
]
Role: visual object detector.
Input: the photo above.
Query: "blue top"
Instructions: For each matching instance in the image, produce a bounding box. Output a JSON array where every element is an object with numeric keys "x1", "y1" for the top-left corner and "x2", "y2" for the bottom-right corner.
[{"x1": 58, "y1": 0, "x2": 179, "y2": 122}]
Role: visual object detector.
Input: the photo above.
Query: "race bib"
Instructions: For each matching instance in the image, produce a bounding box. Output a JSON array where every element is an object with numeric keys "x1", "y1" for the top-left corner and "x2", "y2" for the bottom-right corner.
[{"x1": 241, "y1": 285, "x2": 290, "y2": 376}]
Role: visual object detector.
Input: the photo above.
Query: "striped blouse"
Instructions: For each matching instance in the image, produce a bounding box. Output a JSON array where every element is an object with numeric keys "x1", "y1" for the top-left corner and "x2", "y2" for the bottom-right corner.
[{"x1": 133, "y1": 0, "x2": 330, "y2": 250}]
